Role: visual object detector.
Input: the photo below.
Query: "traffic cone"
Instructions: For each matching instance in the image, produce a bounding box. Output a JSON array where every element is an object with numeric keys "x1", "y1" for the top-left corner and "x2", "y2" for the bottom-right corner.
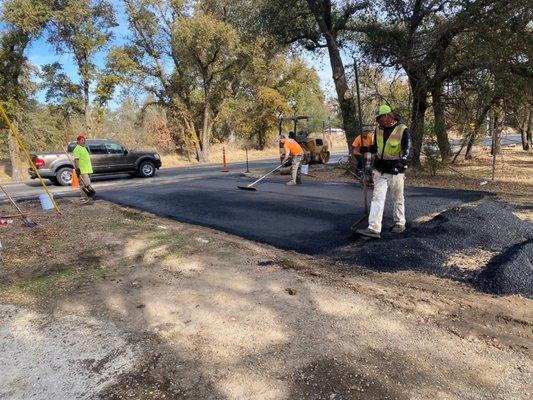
[{"x1": 71, "y1": 169, "x2": 80, "y2": 189}]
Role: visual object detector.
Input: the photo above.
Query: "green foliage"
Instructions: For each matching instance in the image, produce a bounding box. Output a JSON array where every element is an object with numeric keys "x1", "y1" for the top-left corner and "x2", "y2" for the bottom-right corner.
[
  {"x1": 46, "y1": 0, "x2": 117, "y2": 132},
  {"x1": 219, "y1": 51, "x2": 327, "y2": 149},
  {"x1": 40, "y1": 63, "x2": 84, "y2": 117},
  {"x1": 0, "y1": 0, "x2": 52, "y2": 114}
]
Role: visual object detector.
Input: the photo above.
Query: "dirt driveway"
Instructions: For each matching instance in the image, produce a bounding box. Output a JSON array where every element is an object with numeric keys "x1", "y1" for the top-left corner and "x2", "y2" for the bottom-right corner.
[{"x1": 0, "y1": 200, "x2": 531, "y2": 399}]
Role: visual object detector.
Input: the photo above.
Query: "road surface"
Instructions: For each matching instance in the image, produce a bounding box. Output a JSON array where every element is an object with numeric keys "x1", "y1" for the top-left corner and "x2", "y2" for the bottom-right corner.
[
  {"x1": 0, "y1": 158, "x2": 286, "y2": 200},
  {"x1": 97, "y1": 173, "x2": 486, "y2": 273}
]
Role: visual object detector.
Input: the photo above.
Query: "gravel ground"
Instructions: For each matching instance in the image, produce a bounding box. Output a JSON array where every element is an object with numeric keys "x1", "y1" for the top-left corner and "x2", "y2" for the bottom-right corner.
[{"x1": 0, "y1": 305, "x2": 139, "y2": 400}]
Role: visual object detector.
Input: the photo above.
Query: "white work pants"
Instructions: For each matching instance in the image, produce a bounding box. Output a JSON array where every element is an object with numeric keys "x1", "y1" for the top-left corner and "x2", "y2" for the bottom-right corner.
[{"x1": 367, "y1": 171, "x2": 406, "y2": 233}]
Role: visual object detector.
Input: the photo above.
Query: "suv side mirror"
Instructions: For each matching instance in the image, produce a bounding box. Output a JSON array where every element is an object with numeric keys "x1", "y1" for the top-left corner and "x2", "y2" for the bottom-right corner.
[{"x1": 123, "y1": 148, "x2": 128, "y2": 155}]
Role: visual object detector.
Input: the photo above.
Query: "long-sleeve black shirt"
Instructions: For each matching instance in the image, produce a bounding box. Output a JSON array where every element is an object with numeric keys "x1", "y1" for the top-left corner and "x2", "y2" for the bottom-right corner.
[{"x1": 369, "y1": 122, "x2": 413, "y2": 174}]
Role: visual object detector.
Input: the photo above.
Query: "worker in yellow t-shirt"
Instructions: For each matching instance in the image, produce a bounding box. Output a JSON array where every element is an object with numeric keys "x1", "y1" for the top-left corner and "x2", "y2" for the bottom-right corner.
[{"x1": 72, "y1": 135, "x2": 95, "y2": 199}]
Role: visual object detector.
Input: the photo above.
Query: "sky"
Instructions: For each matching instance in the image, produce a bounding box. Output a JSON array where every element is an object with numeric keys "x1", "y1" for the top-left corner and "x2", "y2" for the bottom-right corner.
[{"x1": 23, "y1": 0, "x2": 343, "y2": 106}]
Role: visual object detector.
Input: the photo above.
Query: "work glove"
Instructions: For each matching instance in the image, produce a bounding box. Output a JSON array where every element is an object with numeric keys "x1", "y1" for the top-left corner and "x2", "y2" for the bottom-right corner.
[
  {"x1": 392, "y1": 162, "x2": 407, "y2": 175},
  {"x1": 75, "y1": 168, "x2": 81, "y2": 177}
]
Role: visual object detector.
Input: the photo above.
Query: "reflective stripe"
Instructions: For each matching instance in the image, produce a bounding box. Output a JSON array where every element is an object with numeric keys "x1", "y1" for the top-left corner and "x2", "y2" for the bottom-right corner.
[{"x1": 376, "y1": 124, "x2": 406, "y2": 160}]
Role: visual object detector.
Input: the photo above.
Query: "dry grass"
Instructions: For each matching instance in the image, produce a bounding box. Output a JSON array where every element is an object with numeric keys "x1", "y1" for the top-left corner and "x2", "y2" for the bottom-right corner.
[
  {"x1": 408, "y1": 145, "x2": 533, "y2": 194},
  {"x1": 160, "y1": 137, "x2": 348, "y2": 168},
  {"x1": 161, "y1": 143, "x2": 282, "y2": 168}
]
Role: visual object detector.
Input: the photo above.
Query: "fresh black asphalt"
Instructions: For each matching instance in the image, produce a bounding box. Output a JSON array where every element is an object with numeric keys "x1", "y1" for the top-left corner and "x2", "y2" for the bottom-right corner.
[
  {"x1": 98, "y1": 175, "x2": 484, "y2": 258},
  {"x1": 99, "y1": 174, "x2": 533, "y2": 297}
]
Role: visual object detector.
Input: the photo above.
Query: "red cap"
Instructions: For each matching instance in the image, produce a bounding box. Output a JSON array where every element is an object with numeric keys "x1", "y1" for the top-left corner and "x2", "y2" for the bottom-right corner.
[{"x1": 76, "y1": 135, "x2": 86, "y2": 142}]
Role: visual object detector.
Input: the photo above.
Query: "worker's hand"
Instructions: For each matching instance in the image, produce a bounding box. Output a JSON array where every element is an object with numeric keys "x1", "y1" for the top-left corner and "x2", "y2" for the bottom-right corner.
[
  {"x1": 282, "y1": 158, "x2": 289, "y2": 166},
  {"x1": 75, "y1": 168, "x2": 81, "y2": 176},
  {"x1": 392, "y1": 162, "x2": 406, "y2": 175}
]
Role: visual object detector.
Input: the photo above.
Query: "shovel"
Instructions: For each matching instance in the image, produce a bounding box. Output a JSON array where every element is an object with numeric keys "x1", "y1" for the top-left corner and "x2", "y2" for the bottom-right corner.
[
  {"x1": 0, "y1": 184, "x2": 38, "y2": 228},
  {"x1": 237, "y1": 164, "x2": 285, "y2": 191}
]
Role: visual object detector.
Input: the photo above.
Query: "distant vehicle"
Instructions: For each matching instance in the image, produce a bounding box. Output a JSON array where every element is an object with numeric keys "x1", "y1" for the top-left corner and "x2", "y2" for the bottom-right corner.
[
  {"x1": 279, "y1": 115, "x2": 332, "y2": 164},
  {"x1": 327, "y1": 128, "x2": 345, "y2": 136},
  {"x1": 29, "y1": 139, "x2": 162, "y2": 186}
]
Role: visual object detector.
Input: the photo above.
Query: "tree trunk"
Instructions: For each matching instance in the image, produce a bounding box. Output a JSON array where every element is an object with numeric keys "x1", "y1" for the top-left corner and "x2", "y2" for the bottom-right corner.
[
  {"x1": 7, "y1": 127, "x2": 24, "y2": 181},
  {"x1": 465, "y1": 104, "x2": 491, "y2": 159},
  {"x1": 464, "y1": 129, "x2": 477, "y2": 160},
  {"x1": 431, "y1": 86, "x2": 451, "y2": 160},
  {"x1": 199, "y1": 103, "x2": 210, "y2": 163},
  {"x1": 491, "y1": 107, "x2": 503, "y2": 156},
  {"x1": 408, "y1": 77, "x2": 428, "y2": 167},
  {"x1": 83, "y1": 79, "x2": 92, "y2": 137},
  {"x1": 183, "y1": 116, "x2": 202, "y2": 161},
  {"x1": 305, "y1": 1, "x2": 358, "y2": 152},
  {"x1": 520, "y1": 108, "x2": 531, "y2": 151},
  {"x1": 324, "y1": 37, "x2": 358, "y2": 152}
]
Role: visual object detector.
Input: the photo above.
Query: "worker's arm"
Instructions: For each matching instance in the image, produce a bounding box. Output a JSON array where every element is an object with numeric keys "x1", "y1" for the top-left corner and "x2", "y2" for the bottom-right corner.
[
  {"x1": 392, "y1": 128, "x2": 413, "y2": 173},
  {"x1": 282, "y1": 142, "x2": 291, "y2": 164},
  {"x1": 72, "y1": 147, "x2": 81, "y2": 174},
  {"x1": 352, "y1": 135, "x2": 365, "y2": 156},
  {"x1": 399, "y1": 128, "x2": 413, "y2": 166},
  {"x1": 368, "y1": 131, "x2": 378, "y2": 154}
]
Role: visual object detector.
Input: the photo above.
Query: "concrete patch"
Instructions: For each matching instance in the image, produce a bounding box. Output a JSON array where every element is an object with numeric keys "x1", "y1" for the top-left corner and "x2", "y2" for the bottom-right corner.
[{"x1": 0, "y1": 305, "x2": 138, "y2": 400}]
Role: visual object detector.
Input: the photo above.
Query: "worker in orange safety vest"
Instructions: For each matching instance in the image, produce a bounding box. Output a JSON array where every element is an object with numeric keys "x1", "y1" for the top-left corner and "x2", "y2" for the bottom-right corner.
[{"x1": 280, "y1": 135, "x2": 305, "y2": 186}]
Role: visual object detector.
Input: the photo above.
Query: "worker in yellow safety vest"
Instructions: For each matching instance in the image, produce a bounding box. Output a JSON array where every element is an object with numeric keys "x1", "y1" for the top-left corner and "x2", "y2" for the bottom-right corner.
[{"x1": 356, "y1": 105, "x2": 413, "y2": 239}]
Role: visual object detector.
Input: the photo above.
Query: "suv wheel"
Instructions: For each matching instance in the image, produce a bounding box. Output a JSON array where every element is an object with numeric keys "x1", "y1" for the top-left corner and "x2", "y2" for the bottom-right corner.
[
  {"x1": 138, "y1": 161, "x2": 156, "y2": 178},
  {"x1": 55, "y1": 167, "x2": 73, "y2": 186}
]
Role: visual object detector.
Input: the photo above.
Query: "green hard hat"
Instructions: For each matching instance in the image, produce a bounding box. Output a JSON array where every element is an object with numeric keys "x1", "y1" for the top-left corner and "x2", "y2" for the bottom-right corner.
[{"x1": 377, "y1": 104, "x2": 392, "y2": 117}]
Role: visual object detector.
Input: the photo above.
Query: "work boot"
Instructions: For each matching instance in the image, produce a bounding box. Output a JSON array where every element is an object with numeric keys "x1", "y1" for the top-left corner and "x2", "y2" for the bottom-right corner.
[
  {"x1": 390, "y1": 224, "x2": 406, "y2": 233},
  {"x1": 356, "y1": 228, "x2": 381, "y2": 239},
  {"x1": 286, "y1": 181, "x2": 297, "y2": 186}
]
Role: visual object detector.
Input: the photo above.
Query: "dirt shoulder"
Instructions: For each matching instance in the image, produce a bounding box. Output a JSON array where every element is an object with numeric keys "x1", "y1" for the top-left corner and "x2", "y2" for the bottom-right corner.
[{"x1": 0, "y1": 199, "x2": 531, "y2": 399}]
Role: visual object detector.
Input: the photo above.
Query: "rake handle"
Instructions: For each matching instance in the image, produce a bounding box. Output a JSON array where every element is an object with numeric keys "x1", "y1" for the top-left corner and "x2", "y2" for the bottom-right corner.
[
  {"x1": 246, "y1": 164, "x2": 284, "y2": 188},
  {"x1": 0, "y1": 185, "x2": 25, "y2": 216}
]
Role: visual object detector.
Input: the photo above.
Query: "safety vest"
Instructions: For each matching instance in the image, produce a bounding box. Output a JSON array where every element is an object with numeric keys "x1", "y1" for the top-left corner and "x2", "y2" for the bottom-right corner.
[
  {"x1": 282, "y1": 138, "x2": 304, "y2": 156},
  {"x1": 376, "y1": 124, "x2": 407, "y2": 160}
]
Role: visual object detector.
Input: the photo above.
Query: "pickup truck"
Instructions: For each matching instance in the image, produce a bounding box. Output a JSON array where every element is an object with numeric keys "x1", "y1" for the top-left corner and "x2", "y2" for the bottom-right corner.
[{"x1": 29, "y1": 139, "x2": 162, "y2": 186}]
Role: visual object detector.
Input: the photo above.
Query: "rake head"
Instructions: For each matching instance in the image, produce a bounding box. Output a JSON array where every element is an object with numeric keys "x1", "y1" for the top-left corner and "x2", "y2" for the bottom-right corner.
[{"x1": 237, "y1": 186, "x2": 257, "y2": 191}]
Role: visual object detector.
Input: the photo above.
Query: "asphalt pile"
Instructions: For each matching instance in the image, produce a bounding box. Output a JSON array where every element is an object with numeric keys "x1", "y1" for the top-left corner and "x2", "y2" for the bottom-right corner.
[
  {"x1": 334, "y1": 201, "x2": 533, "y2": 297},
  {"x1": 476, "y1": 240, "x2": 532, "y2": 297}
]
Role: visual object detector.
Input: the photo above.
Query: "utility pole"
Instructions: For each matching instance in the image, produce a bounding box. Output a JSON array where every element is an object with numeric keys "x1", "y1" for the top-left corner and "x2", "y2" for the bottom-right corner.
[{"x1": 353, "y1": 55, "x2": 364, "y2": 137}]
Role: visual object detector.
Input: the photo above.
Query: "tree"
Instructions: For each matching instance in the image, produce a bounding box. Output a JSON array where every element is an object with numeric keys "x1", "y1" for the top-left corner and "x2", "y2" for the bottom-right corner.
[
  {"x1": 40, "y1": 62, "x2": 84, "y2": 124},
  {"x1": 47, "y1": 0, "x2": 117, "y2": 135},
  {"x1": 445, "y1": 1, "x2": 532, "y2": 159},
  {"x1": 254, "y1": 0, "x2": 367, "y2": 150},
  {"x1": 108, "y1": 0, "x2": 243, "y2": 162},
  {"x1": 0, "y1": 0, "x2": 52, "y2": 180},
  {"x1": 220, "y1": 51, "x2": 326, "y2": 149},
  {"x1": 358, "y1": 0, "x2": 530, "y2": 165}
]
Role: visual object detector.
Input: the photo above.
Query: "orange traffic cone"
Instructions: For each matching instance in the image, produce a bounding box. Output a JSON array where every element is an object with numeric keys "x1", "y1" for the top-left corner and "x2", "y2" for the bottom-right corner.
[{"x1": 71, "y1": 169, "x2": 80, "y2": 189}]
